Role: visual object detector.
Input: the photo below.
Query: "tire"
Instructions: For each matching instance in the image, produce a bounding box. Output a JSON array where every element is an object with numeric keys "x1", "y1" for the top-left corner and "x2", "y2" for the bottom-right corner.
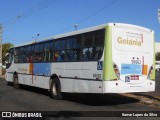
[
  {"x1": 13, "y1": 75, "x2": 20, "y2": 89},
  {"x1": 50, "y1": 78, "x2": 62, "y2": 100}
]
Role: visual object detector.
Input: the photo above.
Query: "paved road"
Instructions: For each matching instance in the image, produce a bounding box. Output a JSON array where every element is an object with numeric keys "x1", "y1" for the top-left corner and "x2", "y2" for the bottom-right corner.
[
  {"x1": 134, "y1": 71, "x2": 160, "y2": 98},
  {"x1": 0, "y1": 76, "x2": 160, "y2": 119}
]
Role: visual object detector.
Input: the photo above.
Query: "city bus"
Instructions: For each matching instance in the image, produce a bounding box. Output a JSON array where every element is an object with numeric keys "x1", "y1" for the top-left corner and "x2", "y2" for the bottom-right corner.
[{"x1": 5, "y1": 23, "x2": 155, "y2": 99}]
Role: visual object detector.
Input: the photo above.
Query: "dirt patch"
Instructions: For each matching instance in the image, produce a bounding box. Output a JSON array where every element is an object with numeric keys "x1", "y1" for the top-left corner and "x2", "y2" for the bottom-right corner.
[{"x1": 121, "y1": 93, "x2": 160, "y2": 108}]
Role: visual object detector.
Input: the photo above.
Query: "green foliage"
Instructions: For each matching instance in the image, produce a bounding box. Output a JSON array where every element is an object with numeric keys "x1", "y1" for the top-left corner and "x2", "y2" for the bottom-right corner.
[
  {"x1": 156, "y1": 52, "x2": 160, "y2": 61},
  {"x1": 2, "y1": 43, "x2": 14, "y2": 65}
]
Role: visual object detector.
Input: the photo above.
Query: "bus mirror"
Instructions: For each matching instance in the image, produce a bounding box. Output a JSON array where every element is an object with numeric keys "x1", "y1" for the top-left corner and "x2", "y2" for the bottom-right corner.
[{"x1": 5, "y1": 53, "x2": 11, "y2": 64}]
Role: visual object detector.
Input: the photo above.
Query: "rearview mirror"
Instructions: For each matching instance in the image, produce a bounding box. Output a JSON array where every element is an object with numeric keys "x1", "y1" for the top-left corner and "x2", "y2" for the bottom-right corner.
[{"x1": 5, "y1": 53, "x2": 11, "y2": 64}]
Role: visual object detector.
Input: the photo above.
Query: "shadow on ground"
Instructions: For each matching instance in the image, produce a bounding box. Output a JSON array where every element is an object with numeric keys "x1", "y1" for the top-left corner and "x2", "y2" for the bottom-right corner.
[
  {"x1": 7, "y1": 82, "x2": 139, "y2": 106},
  {"x1": 62, "y1": 93, "x2": 139, "y2": 106}
]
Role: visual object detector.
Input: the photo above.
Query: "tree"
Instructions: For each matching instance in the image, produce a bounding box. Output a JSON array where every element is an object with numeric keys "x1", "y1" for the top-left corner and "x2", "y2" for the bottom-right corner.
[
  {"x1": 156, "y1": 52, "x2": 160, "y2": 61},
  {"x1": 2, "y1": 43, "x2": 14, "y2": 65}
]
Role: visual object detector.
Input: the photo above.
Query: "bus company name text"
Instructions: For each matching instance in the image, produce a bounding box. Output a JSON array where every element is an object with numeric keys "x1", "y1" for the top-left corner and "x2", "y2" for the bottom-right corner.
[{"x1": 117, "y1": 37, "x2": 142, "y2": 46}]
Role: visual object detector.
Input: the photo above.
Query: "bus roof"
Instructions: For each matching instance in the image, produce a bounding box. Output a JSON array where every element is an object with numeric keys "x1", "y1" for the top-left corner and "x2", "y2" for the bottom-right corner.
[{"x1": 15, "y1": 23, "x2": 153, "y2": 47}]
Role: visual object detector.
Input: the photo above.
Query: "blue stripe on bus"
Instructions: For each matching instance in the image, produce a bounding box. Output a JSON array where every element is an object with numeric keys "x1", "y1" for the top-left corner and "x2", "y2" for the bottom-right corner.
[
  {"x1": 121, "y1": 64, "x2": 142, "y2": 75},
  {"x1": 33, "y1": 63, "x2": 51, "y2": 76}
]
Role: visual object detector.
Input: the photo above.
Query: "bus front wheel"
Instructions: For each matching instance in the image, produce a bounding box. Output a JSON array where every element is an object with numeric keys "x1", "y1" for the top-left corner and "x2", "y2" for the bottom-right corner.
[
  {"x1": 13, "y1": 75, "x2": 20, "y2": 89},
  {"x1": 50, "y1": 78, "x2": 62, "y2": 100}
]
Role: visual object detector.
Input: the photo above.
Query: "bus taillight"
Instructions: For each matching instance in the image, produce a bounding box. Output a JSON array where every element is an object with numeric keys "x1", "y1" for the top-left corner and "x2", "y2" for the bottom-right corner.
[
  {"x1": 113, "y1": 63, "x2": 120, "y2": 80},
  {"x1": 147, "y1": 65, "x2": 153, "y2": 79}
]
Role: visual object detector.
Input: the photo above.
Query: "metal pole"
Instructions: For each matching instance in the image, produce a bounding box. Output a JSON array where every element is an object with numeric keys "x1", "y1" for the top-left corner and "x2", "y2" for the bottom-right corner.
[
  {"x1": 74, "y1": 24, "x2": 78, "y2": 31},
  {"x1": 158, "y1": 9, "x2": 160, "y2": 24},
  {"x1": 0, "y1": 24, "x2": 3, "y2": 75}
]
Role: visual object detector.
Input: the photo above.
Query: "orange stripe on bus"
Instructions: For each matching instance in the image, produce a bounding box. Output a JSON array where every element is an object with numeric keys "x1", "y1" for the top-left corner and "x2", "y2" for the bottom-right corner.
[
  {"x1": 29, "y1": 63, "x2": 34, "y2": 74},
  {"x1": 142, "y1": 65, "x2": 148, "y2": 75}
]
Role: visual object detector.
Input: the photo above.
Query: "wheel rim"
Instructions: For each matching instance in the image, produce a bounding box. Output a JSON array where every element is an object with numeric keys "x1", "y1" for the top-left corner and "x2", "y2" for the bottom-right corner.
[
  {"x1": 52, "y1": 83, "x2": 57, "y2": 95},
  {"x1": 14, "y1": 78, "x2": 18, "y2": 84},
  {"x1": 14, "y1": 77, "x2": 18, "y2": 88}
]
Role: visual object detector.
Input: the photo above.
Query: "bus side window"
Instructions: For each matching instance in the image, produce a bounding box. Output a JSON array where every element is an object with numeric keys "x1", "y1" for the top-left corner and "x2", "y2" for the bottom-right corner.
[
  {"x1": 73, "y1": 49, "x2": 81, "y2": 61},
  {"x1": 82, "y1": 48, "x2": 91, "y2": 60},
  {"x1": 26, "y1": 46, "x2": 34, "y2": 63},
  {"x1": 67, "y1": 37, "x2": 74, "y2": 49},
  {"x1": 26, "y1": 55, "x2": 33, "y2": 63},
  {"x1": 97, "y1": 47, "x2": 103, "y2": 60},
  {"x1": 14, "y1": 48, "x2": 20, "y2": 63},
  {"x1": 44, "y1": 42, "x2": 50, "y2": 62},
  {"x1": 55, "y1": 41, "x2": 61, "y2": 51},
  {"x1": 54, "y1": 39, "x2": 65, "y2": 62},
  {"x1": 19, "y1": 47, "x2": 27, "y2": 63},
  {"x1": 83, "y1": 32, "x2": 93, "y2": 47},
  {"x1": 14, "y1": 56, "x2": 19, "y2": 63},
  {"x1": 91, "y1": 47, "x2": 103, "y2": 60},
  {"x1": 94, "y1": 30, "x2": 105, "y2": 46},
  {"x1": 54, "y1": 51, "x2": 59, "y2": 61},
  {"x1": 9, "y1": 49, "x2": 14, "y2": 63},
  {"x1": 66, "y1": 50, "x2": 74, "y2": 61},
  {"x1": 74, "y1": 35, "x2": 81, "y2": 61},
  {"x1": 49, "y1": 41, "x2": 54, "y2": 62},
  {"x1": 57, "y1": 51, "x2": 65, "y2": 61}
]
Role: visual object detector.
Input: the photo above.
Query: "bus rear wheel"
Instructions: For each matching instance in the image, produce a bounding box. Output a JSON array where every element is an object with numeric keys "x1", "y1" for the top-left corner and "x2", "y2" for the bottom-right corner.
[
  {"x1": 13, "y1": 75, "x2": 20, "y2": 89},
  {"x1": 50, "y1": 78, "x2": 62, "y2": 100}
]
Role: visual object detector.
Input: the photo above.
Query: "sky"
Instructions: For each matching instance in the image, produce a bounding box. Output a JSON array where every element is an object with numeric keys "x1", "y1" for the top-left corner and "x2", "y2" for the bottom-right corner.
[{"x1": 0, "y1": 0, "x2": 160, "y2": 45}]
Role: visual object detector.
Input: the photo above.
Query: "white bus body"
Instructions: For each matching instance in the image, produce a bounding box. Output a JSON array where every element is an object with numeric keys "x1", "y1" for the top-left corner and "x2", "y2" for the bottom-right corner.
[{"x1": 5, "y1": 23, "x2": 155, "y2": 99}]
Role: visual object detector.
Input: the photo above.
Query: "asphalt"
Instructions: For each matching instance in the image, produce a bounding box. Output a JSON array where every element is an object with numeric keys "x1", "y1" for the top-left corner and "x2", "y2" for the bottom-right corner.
[
  {"x1": 120, "y1": 71, "x2": 160, "y2": 109},
  {"x1": 136, "y1": 71, "x2": 160, "y2": 98}
]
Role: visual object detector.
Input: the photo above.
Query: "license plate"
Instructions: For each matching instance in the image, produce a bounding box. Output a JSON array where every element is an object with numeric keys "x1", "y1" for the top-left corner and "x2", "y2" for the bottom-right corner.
[{"x1": 130, "y1": 75, "x2": 139, "y2": 80}]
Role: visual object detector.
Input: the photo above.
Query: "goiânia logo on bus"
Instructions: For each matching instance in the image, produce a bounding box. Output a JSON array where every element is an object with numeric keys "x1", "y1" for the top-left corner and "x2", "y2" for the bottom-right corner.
[{"x1": 117, "y1": 37, "x2": 142, "y2": 46}]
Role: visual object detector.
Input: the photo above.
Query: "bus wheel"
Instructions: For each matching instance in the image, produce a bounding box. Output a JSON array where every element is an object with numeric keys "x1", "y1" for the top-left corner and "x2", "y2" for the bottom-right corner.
[
  {"x1": 13, "y1": 75, "x2": 20, "y2": 89},
  {"x1": 50, "y1": 78, "x2": 62, "y2": 100}
]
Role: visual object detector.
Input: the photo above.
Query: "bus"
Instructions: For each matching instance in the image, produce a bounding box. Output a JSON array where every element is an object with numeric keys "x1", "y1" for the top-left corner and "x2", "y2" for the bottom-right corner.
[{"x1": 5, "y1": 23, "x2": 155, "y2": 99}]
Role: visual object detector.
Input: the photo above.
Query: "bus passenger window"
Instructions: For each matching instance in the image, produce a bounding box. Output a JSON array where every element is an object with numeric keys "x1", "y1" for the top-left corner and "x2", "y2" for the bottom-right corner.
[
  {"x1": 15, "y1": 48, "x2": 20, "y2": 55},
  {"x1": 55, "y1": 41, "x2": 61, "y2": 50},
  {"x1": 66, "y1": 50, "x2": 74, "y2": 61},
  {"x1": 14, "y1": 56, "x2": 18, "y2": 63},
  {"x1": 57, "y1": 51, "x2": 65, "y2": 61},
  {"x1": 54, "y1": 51, "x2": 59, "y2": 61},
  {"x1": 19, "y1": 55, "x2": 26, "y2": 63},
  {"x1": 94, "y1": 30, "x2": 105, "y2": 46},
  {"x1": 67, "y1": 38, "x2": 75, "y2": 49},
  {"x1": 39, "y1": 44, "x2": 44, "y2": 52},
  {"x1": 35, "y1": 44, "x2": 39, "y2": 53},
  {"x1": 49, "y1": 41, "x2": 54, "y2": 51},
  {"x1": 83, "y1": 33, "x2": 93, "y2": 47},
  {"x1": 26, "y1": 55, "x2": 33, "y2": 63},
  {"x1": 27, "y1": 46, "x2": 31, "y2": 54},
  {"x1": 61, "y1": 40, "x2": 66, "y2": 50},
  {"x1": 82, "y1": 48, "x2": 91, "y2": 60},
  {"x1": 97, "y1": 47, "x2": 103, "y2": 59},
  {"x1": 44, "y1": 52, "x2": 50, "y2": 62},
  {"x1": 34, "y1": 54, "x2": 40, "y2": 62},
  {"x1": 44, "y1": 43, "x2": 49, "y2": 52},
  {"x1": 31, "y1": 45, "x2": 35, "y2": 53},
  {"x1": 75, "y1": 36, "x2": 81, "y2": 48},
  {"x1": 73, "y1": 49, "x2": 81, "y2": 61},
  {"x1": 91, "y1": 47, "x2": 103, "y2": 60}
]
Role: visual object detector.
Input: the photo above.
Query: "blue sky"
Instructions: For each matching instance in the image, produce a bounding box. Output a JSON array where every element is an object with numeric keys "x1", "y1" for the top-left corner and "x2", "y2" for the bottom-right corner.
[{"x1": 0, "y1": 0, "x2": 160, "y2": 45}]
